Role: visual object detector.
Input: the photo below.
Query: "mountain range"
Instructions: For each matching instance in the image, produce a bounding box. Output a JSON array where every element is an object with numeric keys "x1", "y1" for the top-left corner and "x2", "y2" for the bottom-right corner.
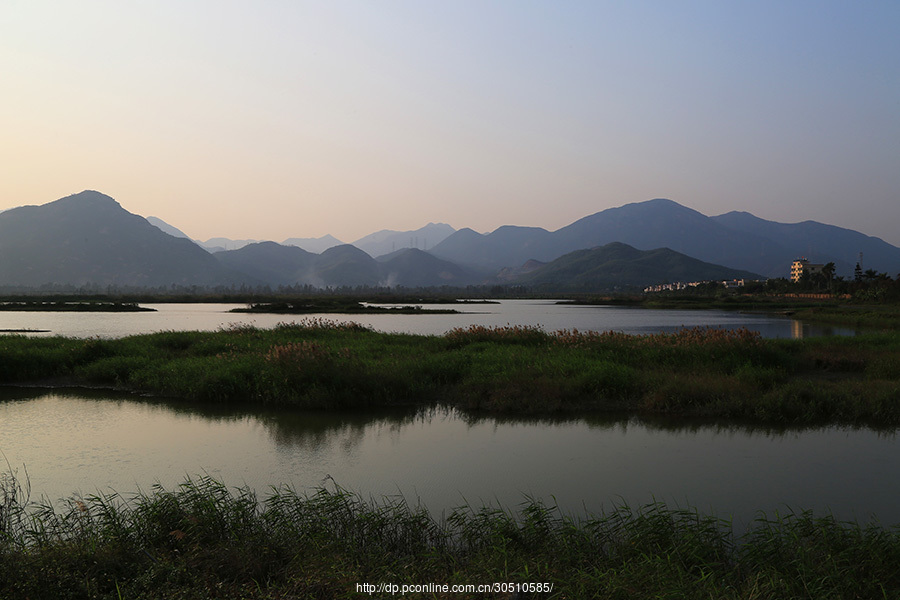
[
  {"x1": 163, "y1": 222, "x2": 456, "y2": 256},
  {"x1": 2, "y1": 190, "x2": 899, "y2": 291},
  {"x1": 428, "y1": 198, "x2": 900, "y2": 278},
  {"x1": 212, "y1": 242, "x2": 480, "y2": 288}
]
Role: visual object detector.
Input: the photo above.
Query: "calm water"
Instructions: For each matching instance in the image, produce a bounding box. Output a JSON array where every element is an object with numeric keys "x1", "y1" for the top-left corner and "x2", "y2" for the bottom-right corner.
[
  {"x1": 0, "y1": 300, "x2": 857, "y2": 339},
  {"x1": 0, "y1": 301, "x2": 876, "y2": 530},
  {"x1": 1, "y1": 388, "x2": 897, "y2": 530}
]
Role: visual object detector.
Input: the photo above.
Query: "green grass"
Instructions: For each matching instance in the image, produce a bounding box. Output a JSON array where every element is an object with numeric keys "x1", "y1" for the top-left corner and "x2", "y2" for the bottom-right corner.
[
  {"x1": 2, "y1": 473, "x2": 899, "y2": 599},
  {"x1": 1, "y1": 319, "x2": 899, "y2": 424}
]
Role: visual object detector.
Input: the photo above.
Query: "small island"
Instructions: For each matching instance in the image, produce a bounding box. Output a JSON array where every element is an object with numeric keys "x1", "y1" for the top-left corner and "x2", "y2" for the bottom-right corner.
[
  {"x1": 231, "y1": 300, "x2": 459, "y2": 314},
  {"x1": 0, "y1": 301, "x2": 155, "y2": 312}
]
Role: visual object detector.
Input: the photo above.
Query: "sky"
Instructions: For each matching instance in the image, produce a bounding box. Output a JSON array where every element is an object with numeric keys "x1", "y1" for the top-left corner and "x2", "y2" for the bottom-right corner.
[{"x1": 1, "y1": 1, "x2": 898, "y2": 245}]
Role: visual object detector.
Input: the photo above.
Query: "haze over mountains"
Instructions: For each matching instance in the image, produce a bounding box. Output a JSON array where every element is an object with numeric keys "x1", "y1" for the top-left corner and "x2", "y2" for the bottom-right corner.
[
  {"x1": 167, "y1": 222, "x2": 456, "y2": 256},
  {"x1": 2, "y1": 190, "x2": 899, "y2": 292}
]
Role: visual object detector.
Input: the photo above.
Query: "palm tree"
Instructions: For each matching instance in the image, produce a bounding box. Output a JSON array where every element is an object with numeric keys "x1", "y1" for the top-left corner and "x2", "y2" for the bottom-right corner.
[{"x1": 822, "y1": 262, "x2": 835, "y2": 292}]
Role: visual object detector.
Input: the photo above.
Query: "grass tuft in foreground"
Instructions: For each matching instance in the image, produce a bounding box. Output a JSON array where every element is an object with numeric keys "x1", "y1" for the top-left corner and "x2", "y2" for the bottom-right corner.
[{"x1": 2, "y1": 473, "x2": 899, "y2": 599}]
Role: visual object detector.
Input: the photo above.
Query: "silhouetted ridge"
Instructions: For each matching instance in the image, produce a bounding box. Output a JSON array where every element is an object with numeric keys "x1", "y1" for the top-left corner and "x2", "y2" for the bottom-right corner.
[
  {"x1": 431, "y1": 198, "x2": 900, "y2": 277},
  {"x1": 53, "y1": 189, "x2": 120, "y2": 207},
  {"x1": 3, "y1": 192, "x2": 899, "y2": 289},
  {"x1": 0, "y1": 191, "x2": 244, "y2": 288}
]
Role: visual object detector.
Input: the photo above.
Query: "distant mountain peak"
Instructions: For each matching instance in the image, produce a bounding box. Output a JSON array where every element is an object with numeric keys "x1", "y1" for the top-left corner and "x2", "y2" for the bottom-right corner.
[
  {"x1": 351, "y1": 222, "x2": 455, "y2": 257},
  {"x1": 52, "y1": 190, "x2": 121, "y2": 208},
  {"x1": 281, "y1": 234, "x2": 344, "y2": 254},
  {"x1": 618, "y1": 198, "x2": 704, "y2": 214},
  {"x1": 0, "y1": 190, "x2": 244, "y2": 288}
]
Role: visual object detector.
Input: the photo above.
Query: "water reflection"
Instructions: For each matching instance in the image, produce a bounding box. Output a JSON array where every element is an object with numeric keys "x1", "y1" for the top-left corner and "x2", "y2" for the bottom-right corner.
[
  {"x1": 254, "y1": 407, "x2": 421, "y2": 451},
  {"x1": 453, "y1": 407, "x2": 898, "y2": 438},
  {"x1": 786, "y1": 318, "x2": 859, "y2": 339},
  {"x1": 2, "y1": 389, "x2": 899, "y2": 530}
]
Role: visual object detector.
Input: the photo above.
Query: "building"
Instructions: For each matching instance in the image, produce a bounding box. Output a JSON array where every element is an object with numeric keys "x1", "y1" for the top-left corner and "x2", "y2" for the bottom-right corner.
[
  {"x1": 643, "y1": 281, "x2": 703, "y2": 293},
  {"x1": 790, "y1": 258, "x2": 824, "y2": 283},
  {"x1": 722, "y1": 279, "x2": 746, "y2": 289}
]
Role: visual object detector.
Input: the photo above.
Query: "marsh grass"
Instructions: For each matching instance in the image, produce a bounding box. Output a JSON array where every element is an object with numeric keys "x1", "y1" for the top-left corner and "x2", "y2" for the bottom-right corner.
[
  {"x1": 792, "y1": 305, "x2": 900, "y2": 330},
  {"x1": 1, "y1": 320, "x2": 899, "y2": 423},
  {"x1": 2, "y1": 473, "x2": 900, "y2": 599}
]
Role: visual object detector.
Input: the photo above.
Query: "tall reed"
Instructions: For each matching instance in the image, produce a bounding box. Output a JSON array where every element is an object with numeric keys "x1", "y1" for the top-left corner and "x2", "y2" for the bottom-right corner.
[{"x1": 3, "y1": 472, "x2": 900, "y2": 599}]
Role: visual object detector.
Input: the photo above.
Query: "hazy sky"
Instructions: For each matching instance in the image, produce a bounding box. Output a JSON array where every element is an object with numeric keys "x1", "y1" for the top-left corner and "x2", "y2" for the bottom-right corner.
[{"x1": 2, "y1": 1, "x2": 898, "y2": 244}]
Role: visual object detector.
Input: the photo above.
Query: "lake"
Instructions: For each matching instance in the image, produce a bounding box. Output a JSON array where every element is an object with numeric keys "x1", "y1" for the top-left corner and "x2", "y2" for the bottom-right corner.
[
  {"x1": 0, "y1": 300, "x2": 881, "y2": 531},
  {"x1": 0, "y1": 299, "x2": 858, "y2": 339},
  {"x1": 1, "y1": 387, "x2": 897, "y2": 532}
]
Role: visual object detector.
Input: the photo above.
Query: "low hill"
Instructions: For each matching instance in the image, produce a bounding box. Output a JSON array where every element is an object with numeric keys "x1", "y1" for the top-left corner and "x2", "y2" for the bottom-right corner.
[
  {"x1": 516, "y1": 242, "x2": 762, "y2": 291},
  {"x1": 213, "y1": 242, "x2": 315, "y2": 286},
  {"x1": 378, "y1": 248, "x2": 484, "y2": 287},
  {"x1": 313, "y1": 245, "x2": 382, "y2": 287}
]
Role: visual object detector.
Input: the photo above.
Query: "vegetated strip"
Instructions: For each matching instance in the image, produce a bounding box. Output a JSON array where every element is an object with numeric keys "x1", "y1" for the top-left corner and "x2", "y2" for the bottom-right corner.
[
  {"x1": 0, "y1": 300, "x2": 154, "y2": 312},
  {"x1": 1, "y1": 319, "x2": 899, "y2": 425},
  {"x1": 1, "y1": 473, "x2": 899, "y2": 599},
  {"x1": 231, "y1": 300, "x2": 459, "y2": 314},
  {"x1": 562, "y1": 296, "x2": 900, "y2": 330}
]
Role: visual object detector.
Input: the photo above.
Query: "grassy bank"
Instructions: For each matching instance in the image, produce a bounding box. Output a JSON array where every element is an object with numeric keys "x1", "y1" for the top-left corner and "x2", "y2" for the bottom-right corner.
[
  {"x1": 788, "y1": 305, "x2": 900, "y2": 330},
  {"x1": 2, "y1": 474, "x2": 898, "y2": 599},
  {"x1": 1, "y1": 319, "x2": 899, "y2": 424},
  {"x1": 564, "y1": 296, "x2": 900, "y2": 328}
]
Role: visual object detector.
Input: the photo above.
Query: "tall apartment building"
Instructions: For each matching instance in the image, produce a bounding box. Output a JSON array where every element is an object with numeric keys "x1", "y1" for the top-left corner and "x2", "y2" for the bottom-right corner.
[{"x1": 790, "y1": 258, "x2": 824, "y2": 283}]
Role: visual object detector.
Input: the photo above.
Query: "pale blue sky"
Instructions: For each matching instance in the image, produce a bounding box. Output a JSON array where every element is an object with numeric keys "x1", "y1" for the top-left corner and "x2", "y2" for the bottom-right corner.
[{"x1": 1, "y1": 1, "x2": 898, "y2": 244}]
